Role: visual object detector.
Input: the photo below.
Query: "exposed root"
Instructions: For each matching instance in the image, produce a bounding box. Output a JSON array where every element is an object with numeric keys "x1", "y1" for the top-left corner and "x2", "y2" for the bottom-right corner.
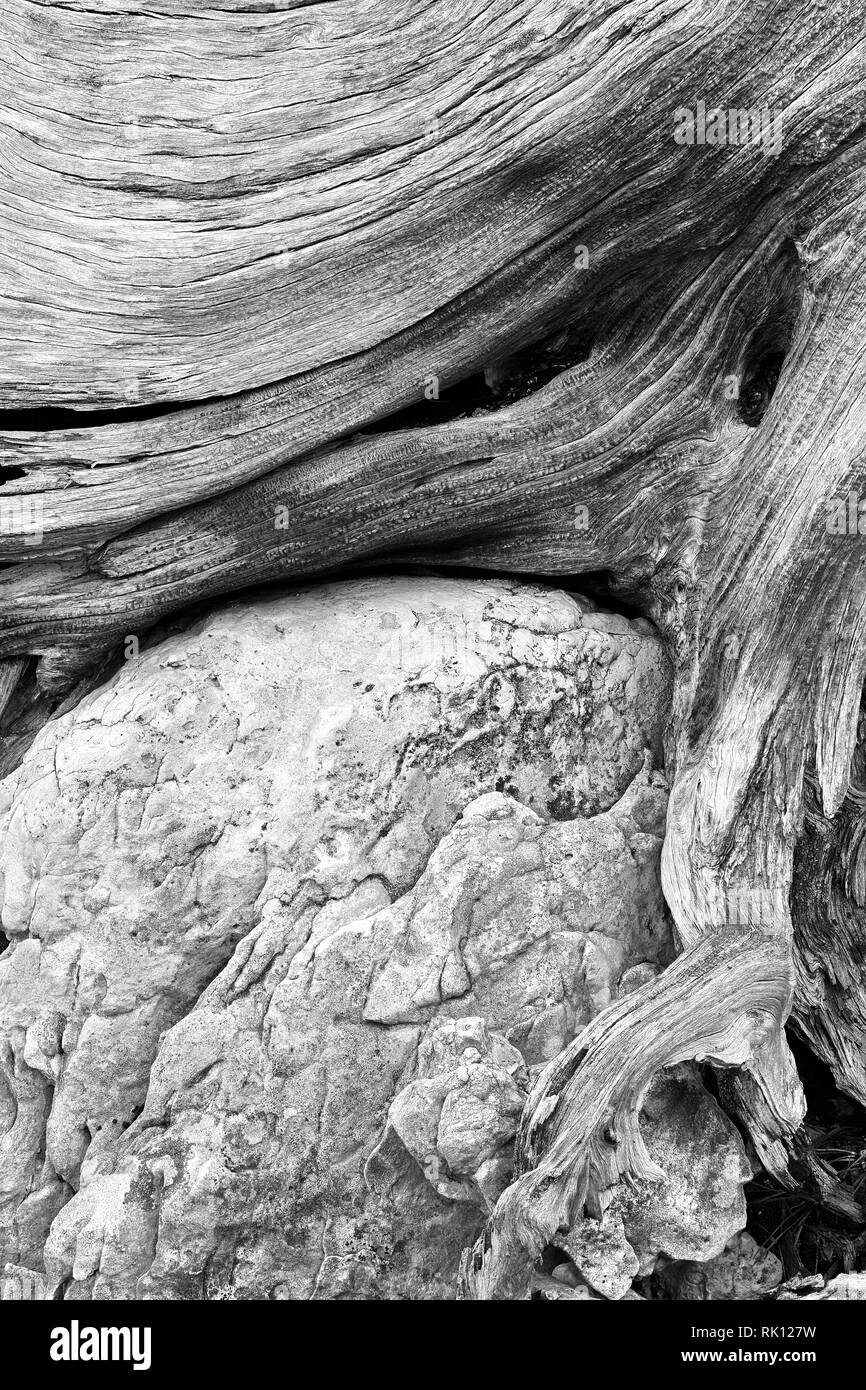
[{"x1": 459, "y1": 930, "x2": 798, "y2": 1300}]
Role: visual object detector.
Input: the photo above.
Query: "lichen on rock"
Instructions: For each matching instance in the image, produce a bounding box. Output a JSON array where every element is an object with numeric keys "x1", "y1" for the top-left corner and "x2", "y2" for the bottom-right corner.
[{"x1": 0, "y1": 574, "x2": 761, "y2": 1300}]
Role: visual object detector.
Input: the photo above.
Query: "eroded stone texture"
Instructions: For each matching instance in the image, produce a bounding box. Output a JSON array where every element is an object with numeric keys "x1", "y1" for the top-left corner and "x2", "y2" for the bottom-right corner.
[
  {"x1": 527, "y1": 1063, "x2": 752, "y2": 1301},
  {"x1": 376, "y1": 1016, "x2": 529, "y2": 1209},
  {"x1": 614, "y1": 1065, "x2": 754, "y2": 1276},
  {"x1": 0, "y1": 576, "x2": 671, "y2": 1285},
  {"x1": 0, "y1": 577, "x2": 679, "y2": 1295},
  {"x1": 42, "y1": 770, "x2": 676, "y2": 1299},
  {"x1": 0, "y1": 573, "x2": 751, "y2": 1301},
  {"x1": 650, "y1": 1230, "x2": 783, "y2": 1301}
]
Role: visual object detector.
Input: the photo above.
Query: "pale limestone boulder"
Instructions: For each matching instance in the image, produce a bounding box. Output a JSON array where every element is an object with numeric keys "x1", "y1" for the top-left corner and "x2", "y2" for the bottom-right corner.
[
  {"x1": 0, "y1": 576, "x2": 671, "y2": 1285},
  {"x1": 361, "y1": 774, "x2": 674, "y2": 1059},
  {"x1": 42, "y1": 768, "x2": 753, "y2": 1300},
  {"x1": 614, "y1": 1065, "x2": 754, "y2": 1276},
  {"x1": 44, "y1": 770, "x2": 675, "y2": 1299}
]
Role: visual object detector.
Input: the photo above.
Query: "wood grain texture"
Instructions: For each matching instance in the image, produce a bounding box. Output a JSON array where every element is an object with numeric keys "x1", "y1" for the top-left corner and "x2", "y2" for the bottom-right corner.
[
  {"x1": 460, "y1": 931, "x2": 796, "y2": 1300},
  {"x1": 793, "y1": 701, "x2": 866, "y2": 1108},
  {"x1": 1, "y1": 0, "x2": 863, "y2": 549},
  {"x1": 5, "y1": 0, "x2": 742, "y2": 409},
  {"x1": 3, "y1": 0, "x2": 866, "y2": 1300}
]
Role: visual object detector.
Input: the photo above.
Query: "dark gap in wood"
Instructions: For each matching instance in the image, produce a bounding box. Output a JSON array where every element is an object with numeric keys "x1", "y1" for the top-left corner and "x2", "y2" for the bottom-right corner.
[
  {"x1": 737, "y1": 349, "x2": 786, "y2": 427},
  {"x1": 342, "y1": 556, "x2": 650, "y2": 625},
  {"x1": 530, "y1": 1241, "x2": 576, "y2": 1297},
  {"x1": 223, "y1": 556, "x2": 653, "y2": 635},
  {"x1": 698, "y1": 1062, "x2": 722, "y2": 1101},
  {"x1": 0, "y1": 398, "x2": 191, "y2": 432},
  {"x1": 0, "y1": 319, "x2": 595, "y2": 440},
  {"x1": 785, "y1": 1028, "x2": 862, "y2": 1128},
  {"x1": 153, "y1": 558, "x2": 648, "y2": 619},
  {"x1": 736, "y1": 237, "x2": 804, "y2": 428},
  {"x1": 566, "y1": 569, "x2": 648, "y2": 624},
  {"x1": 744, "y1": 1027, "x2": 866, "y2": 1280},
  {"x1": 0, "y1": 465, "x2": 26, "y2": 483},
  {"x1": 368, "y1": 320, "x2": 596, "y2": 433}
]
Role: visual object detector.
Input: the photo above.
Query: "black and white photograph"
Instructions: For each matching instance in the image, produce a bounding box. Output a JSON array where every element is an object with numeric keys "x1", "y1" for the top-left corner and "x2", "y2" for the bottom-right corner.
[{"x1": 0, "y1": 0, "x2": 864, "y2": 1364}]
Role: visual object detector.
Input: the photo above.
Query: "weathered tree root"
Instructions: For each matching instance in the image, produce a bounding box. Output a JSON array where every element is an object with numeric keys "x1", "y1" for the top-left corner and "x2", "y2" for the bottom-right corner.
[
  {"x1": 792, "y1": 709, "x2": 866, "y2": 1109},
  {"x1": 459, "y1": 931, "x2": 799, "y2": 1300},
  {"x1": 2, "y1": 0, "x2": 866, "y2": 1307}
]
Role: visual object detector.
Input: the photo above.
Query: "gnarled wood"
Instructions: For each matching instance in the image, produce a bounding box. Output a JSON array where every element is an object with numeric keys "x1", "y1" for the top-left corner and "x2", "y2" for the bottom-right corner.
[
  {"x1": 3, "y1": 0, "x2": 866, "y2": 1302},
  {"x1": 793, "y1": 700, "x2": 866, "y2": 1108},
  {"x1": 460, "y1": 931, "x2": 795, "y2": 1300}
]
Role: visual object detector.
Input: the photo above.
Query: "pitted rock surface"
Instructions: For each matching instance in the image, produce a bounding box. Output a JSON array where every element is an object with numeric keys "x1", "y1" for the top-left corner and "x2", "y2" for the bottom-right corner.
[{"x1": 0, "y1": 574, "x2": 747, "y2": 1300}]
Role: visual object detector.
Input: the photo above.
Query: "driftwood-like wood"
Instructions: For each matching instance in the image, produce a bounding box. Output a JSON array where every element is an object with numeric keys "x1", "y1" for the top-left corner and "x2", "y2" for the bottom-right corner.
[
  {"x1": 793, "y1": 702, "x2": 866, "y2": 1109},
  {"x1": 460, "y1": 931, "x2": 794, "y2": 1300},
  {"x1": 3, "y1": 0, "x2": 866, "y2": 1299}
]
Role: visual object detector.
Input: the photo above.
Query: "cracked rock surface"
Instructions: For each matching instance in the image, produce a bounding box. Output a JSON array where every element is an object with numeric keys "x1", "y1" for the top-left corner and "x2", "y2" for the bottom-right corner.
[{"x1": 0, "y1": 574, "x2": 750, "y2": 1298}]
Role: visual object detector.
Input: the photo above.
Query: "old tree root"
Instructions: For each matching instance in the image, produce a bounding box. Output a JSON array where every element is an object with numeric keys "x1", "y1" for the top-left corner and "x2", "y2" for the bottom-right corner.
[
  {"x1": 3, "y1": 0, "x2": 866, "y2": 1299},
  {"x1": 459, "y1": 933, "x2": 795, "y2": 1300},
  {"x1": 458, "y1": 207, "x2": 866, "y2": 1293}
]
